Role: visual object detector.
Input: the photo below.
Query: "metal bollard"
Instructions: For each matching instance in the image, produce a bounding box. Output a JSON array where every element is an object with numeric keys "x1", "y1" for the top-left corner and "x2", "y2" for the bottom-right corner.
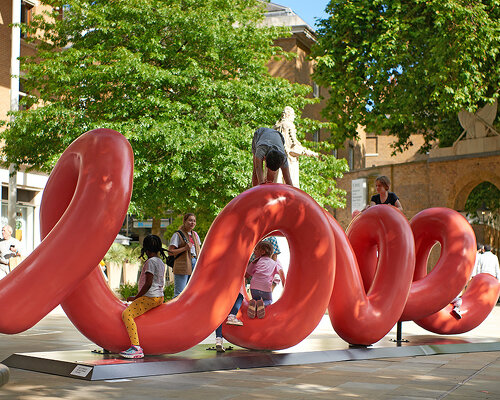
[{"x1": 0, "y1": 363, "x2": 9, "y2": 387}]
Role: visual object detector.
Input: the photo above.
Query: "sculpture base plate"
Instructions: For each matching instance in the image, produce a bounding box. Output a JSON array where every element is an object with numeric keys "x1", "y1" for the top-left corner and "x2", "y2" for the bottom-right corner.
[{"x1": 4, "y1": 336, "x2": 500, "y2": 381}]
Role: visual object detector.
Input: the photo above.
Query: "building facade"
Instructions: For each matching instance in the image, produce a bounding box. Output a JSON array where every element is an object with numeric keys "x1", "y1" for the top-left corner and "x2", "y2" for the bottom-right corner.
[
  {"x1": 5, "y1": 1, "x2": 497, "y2": 254},
  {"x1": 336, "y1": 131, "x2": 500, "y2": 252},
  {"x1": 0, "y1": 0, "x2": 48, "y2": 254},
  {"x1": 263, "y1": 5, "x2": 500, "y2": 253},
  {"x1": 262, "y1": 2, "x2": 327, "y2": 141}
]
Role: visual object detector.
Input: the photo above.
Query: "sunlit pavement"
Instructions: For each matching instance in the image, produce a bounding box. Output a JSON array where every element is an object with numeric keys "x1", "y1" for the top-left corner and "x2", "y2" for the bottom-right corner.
[{"x1": 1, "y1": 305, "x2": 499, "y2": 399}]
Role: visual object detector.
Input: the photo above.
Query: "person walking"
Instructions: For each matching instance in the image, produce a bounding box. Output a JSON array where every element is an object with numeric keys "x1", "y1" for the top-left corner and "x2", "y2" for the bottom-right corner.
[{"x1": 477, "y1": 245, "x2": 500, "y2": 280}]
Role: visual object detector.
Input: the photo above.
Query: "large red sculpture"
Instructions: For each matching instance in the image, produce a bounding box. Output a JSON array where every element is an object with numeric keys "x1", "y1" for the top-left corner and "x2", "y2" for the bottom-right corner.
[{"x1": 0, "y1": 129, "x2": 498, "y2": 354}]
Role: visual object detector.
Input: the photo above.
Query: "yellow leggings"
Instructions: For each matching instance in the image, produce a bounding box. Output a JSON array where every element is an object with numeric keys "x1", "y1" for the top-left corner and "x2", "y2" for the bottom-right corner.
[{"x1": 122, "y1": 296, "x2": 163, "y2": 346}]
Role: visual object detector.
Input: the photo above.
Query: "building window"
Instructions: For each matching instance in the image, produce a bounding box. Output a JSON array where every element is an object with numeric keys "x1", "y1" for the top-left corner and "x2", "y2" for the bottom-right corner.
[
  {"x1": 365, "y1": 136, "x2": 378, "y2": 156},
  {"x1": 1, "y1": 187, "x2": 38, "y2": 253},
  {"x1": 312, "y1": 129, "x2": 320, "y2": 142},
  {"x1": 348, "y1": 144, "x2": 354, "y2": 170},
  {"x1": 21, "y1": 1, "x2": 34, "y2": 39},
  {"x1": 312, "y1": 82, "x2": 320, "y2": 98},
  {"x1": 56, "y1": 4, "x2": 71, "y2": 20}
]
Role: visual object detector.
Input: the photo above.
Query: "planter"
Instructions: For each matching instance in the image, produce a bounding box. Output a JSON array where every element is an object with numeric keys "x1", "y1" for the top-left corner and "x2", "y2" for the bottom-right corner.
[
  {"x1": 123, "y1": 262, "x2": 140, "y2": 285},
  {"x1": 107, "y1": 261, "x2": 123, "y2": 290}
]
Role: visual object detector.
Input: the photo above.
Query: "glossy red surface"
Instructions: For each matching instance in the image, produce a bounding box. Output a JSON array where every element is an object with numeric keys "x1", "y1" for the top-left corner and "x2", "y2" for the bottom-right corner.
[
  {"x1": 0, "y1": 129, "x2": 133, "y2": 334},
  {"x1": 328, "y1": 206, "x2": 415, "y2": 345},
  {"x1": 402, "y1": 208, "x2": 478, "y2": 321},
  {"x1": 1, "y1": 130, "x2": 498, "y2": 353},
  {"x1": 66, "y1": 183, "x2": 336, "y2": 353}
]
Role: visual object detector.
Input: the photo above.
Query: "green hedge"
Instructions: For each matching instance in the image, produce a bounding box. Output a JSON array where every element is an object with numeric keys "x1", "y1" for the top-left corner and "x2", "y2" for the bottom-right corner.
[{"x1": 116, "y1": 282, "x2": 175, "y2": 301}]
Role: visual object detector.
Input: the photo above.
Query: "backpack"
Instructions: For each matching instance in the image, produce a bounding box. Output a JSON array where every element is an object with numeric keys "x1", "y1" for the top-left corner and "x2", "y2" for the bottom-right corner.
[{"x1": 165, "y1": 230, "x2": 189, "y2": 267}]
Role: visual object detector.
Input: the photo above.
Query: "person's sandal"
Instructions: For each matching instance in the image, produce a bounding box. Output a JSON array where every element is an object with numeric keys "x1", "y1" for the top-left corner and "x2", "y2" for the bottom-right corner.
[
  {"x1": 247, "y1": 299, "x2": 257, "y2": 319},
  {"x1": 256, "y1": 299, "x2": 265, "y2": 319}
]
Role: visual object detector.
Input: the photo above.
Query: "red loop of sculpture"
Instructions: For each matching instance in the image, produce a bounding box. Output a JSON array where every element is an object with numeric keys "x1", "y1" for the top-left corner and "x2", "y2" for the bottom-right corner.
[
  {"x1": 327, "y1": 206, "x2": 416, "y2": 345},
  {"x1": 0, "y1": 129, "x2": 498, "y2": 353},
  {"x1": 402, "y1": 208, "x2": 478, "y2": 321},
  {"x1": 0, "y1": 129, "x2": 133, "y2": 334},
  {"x1": 221, "y1": 187, "x2": 335, "y2": 350},
  {"x1": 415, "y1": 273, "x2": 500, "y2": 334},
  {"x1": 65, "y1": 183, "x2": 336, "y2": 354}
]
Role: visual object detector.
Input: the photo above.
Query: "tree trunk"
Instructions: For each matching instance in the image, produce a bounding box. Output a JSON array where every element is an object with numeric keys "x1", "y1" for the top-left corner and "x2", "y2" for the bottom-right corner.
[{"x1": 152, "y1": 217, "x2": 161, "y2": 236}]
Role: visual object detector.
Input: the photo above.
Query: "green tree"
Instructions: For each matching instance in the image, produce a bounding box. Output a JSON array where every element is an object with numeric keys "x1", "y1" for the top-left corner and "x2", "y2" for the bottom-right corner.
[
  {"x1": 3, "y1": 0, "x2": 347, "y2": 225},
  {"x1": 312, "y1": 0, "x2": 500, "y2": 153}
]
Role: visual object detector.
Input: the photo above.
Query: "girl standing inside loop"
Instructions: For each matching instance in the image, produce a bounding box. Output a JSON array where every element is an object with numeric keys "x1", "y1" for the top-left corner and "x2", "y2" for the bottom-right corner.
[{"x1": 120, "y1": 234, "x2": 167, "y2": 359}]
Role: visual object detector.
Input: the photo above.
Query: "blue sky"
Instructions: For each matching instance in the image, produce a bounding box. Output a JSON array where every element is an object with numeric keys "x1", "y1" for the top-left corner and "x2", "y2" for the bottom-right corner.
[{"x1": 272, "y1": 0, "x2": 330, "y2": 29}]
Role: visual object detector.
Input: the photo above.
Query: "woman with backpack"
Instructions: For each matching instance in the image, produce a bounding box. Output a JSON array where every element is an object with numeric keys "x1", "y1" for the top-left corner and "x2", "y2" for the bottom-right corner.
[{"x1": 167, "y1": 213, "x2": 202, "y2": 297}]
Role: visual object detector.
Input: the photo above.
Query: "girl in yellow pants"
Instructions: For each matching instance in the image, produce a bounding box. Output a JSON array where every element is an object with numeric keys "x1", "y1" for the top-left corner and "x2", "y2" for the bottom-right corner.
[{"x1": 120, "y1": 235, "x2": 167, "y2": 359}]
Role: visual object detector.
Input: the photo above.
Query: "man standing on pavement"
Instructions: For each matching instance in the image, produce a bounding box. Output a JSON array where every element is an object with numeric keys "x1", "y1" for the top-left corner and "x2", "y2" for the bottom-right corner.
[
  {"x1": 450, "y1": 243, "x2": 498, "y2": 319},
  {"x1": 477, "y1": 245, "x2": 500, "y2": 280},
  {"x1": 0, "y1": 225, "x2": 22, "y2": 279}
]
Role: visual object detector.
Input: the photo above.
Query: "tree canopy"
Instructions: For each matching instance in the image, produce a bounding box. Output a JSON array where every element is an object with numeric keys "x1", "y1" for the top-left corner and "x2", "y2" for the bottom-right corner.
[
  {"x1": 312, "y1": 0, "x2": 500, "y2": 153},
  {"x1": 2, "y1": 0, "x2": 347, "y2": 227}
]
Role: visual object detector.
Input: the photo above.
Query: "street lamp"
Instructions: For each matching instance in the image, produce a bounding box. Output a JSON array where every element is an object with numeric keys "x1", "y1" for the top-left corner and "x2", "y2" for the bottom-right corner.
[
  {"x1": 9, "y1": 0, "x2": 21, "y2": 232},
  {"x1": 476, "y1": 202, "x2": 491, "y2": 224}
]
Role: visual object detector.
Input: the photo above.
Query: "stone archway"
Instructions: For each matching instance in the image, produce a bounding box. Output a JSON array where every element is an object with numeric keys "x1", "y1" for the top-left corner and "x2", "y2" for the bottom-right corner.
[
  {"x1": 451, "y1": 172, "x2": 500, "y2": 251},
  {"x1": 450, "y1": 171, "x2": 500, "y2": 211}
]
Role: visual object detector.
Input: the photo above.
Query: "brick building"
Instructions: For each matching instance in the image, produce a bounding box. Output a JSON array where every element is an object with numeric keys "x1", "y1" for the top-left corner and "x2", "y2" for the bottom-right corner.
[
  {"x1": 263, "y1": 2, "x2": 500, "y2": 254},
  {"x1": 261, "y1": 2, "x2": 326, "y2": 140}
]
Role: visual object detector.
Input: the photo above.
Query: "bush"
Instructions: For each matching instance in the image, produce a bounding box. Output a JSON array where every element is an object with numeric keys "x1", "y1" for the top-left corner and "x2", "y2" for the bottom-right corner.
[
  {"x1": 125, "y1": 243, "x2": 142, "y2": 262},
  {"x1": 164, "y1": 283, "x2": 174, "y2": 300},
  {"x1": 116, "y1": 282, "x2": 138, "y2": 300},
  {"x1": 105, "y1": 243, "x2": 142, "y2": 265},
  {"x1": 115, "y1": 282, "x2": 175, "y2": 301},
  {"x1": 104, "y1": 243, "x2": 128, "y2": 264}
]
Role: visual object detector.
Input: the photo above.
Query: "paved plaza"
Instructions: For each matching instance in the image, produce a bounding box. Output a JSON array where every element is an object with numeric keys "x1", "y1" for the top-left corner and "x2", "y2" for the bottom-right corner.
[{"x1": 1, "y1": 306, "x2": 500, "y2": 399}]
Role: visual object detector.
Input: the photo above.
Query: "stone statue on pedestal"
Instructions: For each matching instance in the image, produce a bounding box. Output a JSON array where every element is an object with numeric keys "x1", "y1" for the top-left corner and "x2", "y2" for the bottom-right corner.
[{"x1": 274, "y1": 106, "x2": 318, "y2": 188}]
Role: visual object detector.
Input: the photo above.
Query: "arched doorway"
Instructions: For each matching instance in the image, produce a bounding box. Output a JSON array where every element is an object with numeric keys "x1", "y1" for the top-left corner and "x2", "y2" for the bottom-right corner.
[{"x1": 463, "y1": 181, "x2": 500, "y2": 252}]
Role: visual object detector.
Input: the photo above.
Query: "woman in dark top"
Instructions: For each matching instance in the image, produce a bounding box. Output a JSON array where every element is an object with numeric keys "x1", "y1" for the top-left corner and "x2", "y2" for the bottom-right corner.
[{"x1": 370, "y1": 175, "x2": 404, "y2": 212}]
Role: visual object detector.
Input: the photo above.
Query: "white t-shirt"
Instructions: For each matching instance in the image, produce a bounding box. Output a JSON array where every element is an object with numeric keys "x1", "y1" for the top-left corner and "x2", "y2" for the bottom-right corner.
[
  {"x1": 169, "y1": 231, "x2": 201, "y2": 257},
  {"x1": 475, "y1": 251, "x2": 500, "y2": 280},
  {"x1": 138, "y1": 257, "x2": 165, "y2": 297}
]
